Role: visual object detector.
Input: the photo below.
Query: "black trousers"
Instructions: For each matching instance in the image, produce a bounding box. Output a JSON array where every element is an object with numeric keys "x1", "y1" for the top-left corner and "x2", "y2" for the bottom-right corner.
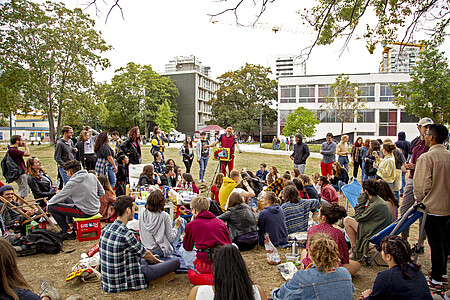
[
  {"x1": 353, "y1": 160, "x2": 362, "y2": 178},
  {"x1": 234, "y1": 239, "x2": 258, "y2": 251},
  {"x1": 84, "y1": 153, "x2": 97, "y2": 171},
  {"x1": 424, "y1": 214, "x2": 449, "y2": 282},
  {"x1": 183, "y1": 158, "x2": 193, "y2": 174}
]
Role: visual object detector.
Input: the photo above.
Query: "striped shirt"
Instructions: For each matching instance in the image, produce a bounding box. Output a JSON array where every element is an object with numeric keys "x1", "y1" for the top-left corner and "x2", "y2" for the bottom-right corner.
[{"x1": 281, "y1": 199, "x2": 321, "y2": 234}]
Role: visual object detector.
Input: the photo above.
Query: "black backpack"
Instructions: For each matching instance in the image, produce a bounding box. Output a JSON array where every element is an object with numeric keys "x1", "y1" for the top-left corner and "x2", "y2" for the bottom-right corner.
[
  {"x1": 1, "y1": 149, "x2": 23, "y2": 183},
  {"x1": 13, "y1": 229, "x2": 63, "y2": 256}
]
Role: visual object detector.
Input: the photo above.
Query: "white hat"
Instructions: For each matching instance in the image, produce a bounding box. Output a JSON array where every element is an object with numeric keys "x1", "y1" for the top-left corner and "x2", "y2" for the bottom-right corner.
[{"x1": 418, "y1": 117, "x2": 434, "y2": 127}]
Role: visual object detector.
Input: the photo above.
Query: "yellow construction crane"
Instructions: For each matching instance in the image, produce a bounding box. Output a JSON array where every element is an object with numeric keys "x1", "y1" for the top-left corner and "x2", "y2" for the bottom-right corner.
[{"x1": 380, "y1": 42, "x2": 426, "y2": 73}]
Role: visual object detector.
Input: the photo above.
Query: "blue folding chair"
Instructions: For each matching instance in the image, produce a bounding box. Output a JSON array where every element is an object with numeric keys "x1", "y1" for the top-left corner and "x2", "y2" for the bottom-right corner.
[
  {"x1": 364, "y1": 203, "x2": 428, "y2": 266},
  {"x1": 341, "y1": 178, "x2": 361, "y2": 211}
]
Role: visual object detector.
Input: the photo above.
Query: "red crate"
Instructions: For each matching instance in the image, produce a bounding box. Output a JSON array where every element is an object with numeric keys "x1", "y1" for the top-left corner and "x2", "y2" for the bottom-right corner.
[{"x1": 75, "y1": 217, "x2": 101, "y2": 242}]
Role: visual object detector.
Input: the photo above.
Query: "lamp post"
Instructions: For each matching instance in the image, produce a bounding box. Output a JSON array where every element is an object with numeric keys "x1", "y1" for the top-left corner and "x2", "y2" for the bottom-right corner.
[{"x1": 259, "y1": 108, "x2": 262, "y2": 147}]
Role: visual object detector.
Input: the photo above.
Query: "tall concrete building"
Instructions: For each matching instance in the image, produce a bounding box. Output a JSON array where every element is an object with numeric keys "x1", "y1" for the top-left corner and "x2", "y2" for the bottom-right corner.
[
  {"x1": 162, "y1": 56, "x2": 218, "y2": 135},
  {"x1": 268, "y1": 54, "x2": 305, "y2": 78},
  {"x1": 379, "y1": 42, "x2": 425, "y2": 73}
]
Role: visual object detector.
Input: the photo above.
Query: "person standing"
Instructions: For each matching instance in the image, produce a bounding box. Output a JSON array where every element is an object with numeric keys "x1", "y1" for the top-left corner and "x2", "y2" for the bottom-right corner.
[
  {"x1": 75, "y1": 126, "x2": 99, "y2": 171},
  {"x1": 285, "y1": 137, "x2": 290, "y2": 151},
  {"x1": 111, "y1": 131, "x2": 123, "y2": 158},
  {"x1": 196, "y1": 132, "x2": 210, "y2": 183},
  {"x1": 413, "y1": 124, "x2": 450, "y2": 292},
  {"x1": 54, "y1": 125, "x2": 77, "y2": 185},
  {"x1": 179, "y1": 136, "x2": 194, "y2": 173},
  {"x1": 206, "y1": 124, "x2": 242, "y2": 176},
  {"x1": 336, "y1": 135, "x2": 349, "y2": 171},
  {"x1": 320, "y1": 132, "x2": 336, "y2": 177},
  {"x1": 151, "y1": 126, "x2": 168, "y2": 160},
  {"x1": 351, "y1": 137, "x2": 363, "y2": 179},
  {"x1": 120, "y1": 127, "x2": 142, "y2": 165},
  {"x1": 290, "y1": 133, "x2": 310, "y2": 174},
  {"x1": 395, "y1": 131, "x2": 410, "y2": 196},
  {"x1": 7, "y1": 135, "x2": 30, "y2": 198},
  {"x1": 94, "y1": 131, "x2": 117, "y2": 188},
  {"x1": 400, "y1": 118, "x2": 433, "y2": 244},
  {"x1": 272, "y1": 137, "x2": 277, "y2": 151}
]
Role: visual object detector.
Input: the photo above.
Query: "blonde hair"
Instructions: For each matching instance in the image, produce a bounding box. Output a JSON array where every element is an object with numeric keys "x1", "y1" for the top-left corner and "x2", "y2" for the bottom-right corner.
[
  {"x1": 299, "y1": 174, "x2": 312, "y2": 186},
  {"x1": 311, "y1": 172, "x2": 320, "y2": 185},
  {"x1": 230, "y1": 169, "x2": 240, "y2": 181},
  {"x1": 191, "y1": 196, "x2": 210, "y2": 212},
  {"x1": 264, "y1": 191, "x2": 281, "y2": 205},
  {"x1": 309, "y1": 233, "x2": 341, "y2": 273}
]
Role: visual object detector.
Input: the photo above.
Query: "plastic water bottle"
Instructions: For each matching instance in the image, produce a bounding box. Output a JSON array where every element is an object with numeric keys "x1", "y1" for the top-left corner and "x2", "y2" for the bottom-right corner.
[
  {"x1": 13, "y1": 221, "x2": 21, "y2": 238},
  {"x1": 189, "y1": 182, "x2": 193, "y2": 193},
  {"x1": 54, "y1": 178, "x2": 60, "y2": 189}
]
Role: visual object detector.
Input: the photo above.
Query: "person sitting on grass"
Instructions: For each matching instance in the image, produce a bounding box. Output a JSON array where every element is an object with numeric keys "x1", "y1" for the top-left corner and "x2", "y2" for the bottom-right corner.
[
  {"x1": 138, "y1": 165, "x2": 161, "y2": 187},
  {"x1": 139, "y1": 190, "x2": 185, "y2": 258},
  {"x1": 330, "y1": 161, "x2": 349, "y2": 192},
  {"x1": 179, "y1": 196, "x2": 231, "y2": 274},
  {"x1": 292, "y1": 178, "x2": 309, "y2": 199},
  {"x1": 47, "y1": 160, "x2": 104, "y2": 240},
  {"x1": 267, "y1": 166, "x2": 280, "y2": 185},
  {"x1": 210, "y1": 173, "x2": 224, "y2": 205},
  {"x1": 224, "y1": 177, "x2": 255, "y2": 210},
  {"x1": 218, "y1": 170, "x2": 240, "y2": 210},
  {"x1": 360, "y1": 235, "x2": 432, "y2": 300},
  {"x1": 299, "y1": 174, "x2": 320, "y2": 200},
  {"x1": 300, "y1": 203, "x2": 361, "y2": 276},
  {"x1": 255, "y1": 163, "x2": 269, "y2": 184},
  {"x1": 188, "y1": 244, "x2": 267, "y2": 300},
  {"x1": 218, "y1": 192, "x2": 258, "y2": 251},
  {"x1": 272, "y1": 233, "x2": 355, "y2": 299},
  {"x1": 343, "y1": 179, "x2": 392, "y2": 261},
  {"x1": 281, "y1": 185, "x2": 323, "y2": 234},
  {"x1": 318, "y1": 176, "x2": 339, "y2": 204},
  {"x1": 257, "y1": 191, "x2": 288, "y2": 247},
  {"x1": 267, "y1": 172, "x2": 291, "y2": 196},
  {"x1": 99, "y1": 195, "x2": 180, "y2": 293}
]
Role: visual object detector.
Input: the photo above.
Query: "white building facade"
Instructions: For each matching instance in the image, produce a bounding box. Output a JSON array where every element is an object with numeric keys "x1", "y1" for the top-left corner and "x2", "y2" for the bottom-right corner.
[{"x1": 278, "y1": 72, "x2": 420, "y2": 142}]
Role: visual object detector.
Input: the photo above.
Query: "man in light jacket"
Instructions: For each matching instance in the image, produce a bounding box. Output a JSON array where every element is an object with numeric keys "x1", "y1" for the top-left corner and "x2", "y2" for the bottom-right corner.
[
  {"x1": 47, "y1": 160, "x2": 104, "y2": 240},
  {"x1": 290, "y1": 133, "x2": 310, "y2": 174},
  {"x1": 196, "y1": 132, "x2": 210, "y2": 183}
]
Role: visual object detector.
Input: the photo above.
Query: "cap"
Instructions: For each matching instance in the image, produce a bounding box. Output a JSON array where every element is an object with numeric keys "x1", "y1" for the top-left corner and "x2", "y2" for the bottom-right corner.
[{"x1": 418, "y1": 117, "x2": 434, "y2": 127}]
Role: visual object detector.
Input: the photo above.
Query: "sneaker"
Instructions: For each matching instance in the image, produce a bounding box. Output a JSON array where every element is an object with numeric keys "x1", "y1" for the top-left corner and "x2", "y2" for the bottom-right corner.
[
  {"x1": 428, "y1": 273, "x2": 448, "y2": 285},
  {"x1": 59, "y1": 231, "x2": 76, "y2": 241},
  {"x1": 428, "y1": 279, "x2": 444, "y2": 292},
  {"x1": 148, "y1": 271, "x2": 175, "y2": 284},
  {"x1": 40, "y1": 278, "x2": 61, "y2": 300},
  {"x1": 411, "y1": 244, "x2": 424, "y2": 255}
]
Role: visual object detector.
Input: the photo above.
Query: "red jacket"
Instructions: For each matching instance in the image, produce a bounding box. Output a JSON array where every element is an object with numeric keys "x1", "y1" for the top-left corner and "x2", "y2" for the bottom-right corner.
[
  {"x1": 183, "y1": 210, "x2": 231, "y2": 264},
  {"x1": 321, "y1": 184, "x2": 339, "y2": 204}
]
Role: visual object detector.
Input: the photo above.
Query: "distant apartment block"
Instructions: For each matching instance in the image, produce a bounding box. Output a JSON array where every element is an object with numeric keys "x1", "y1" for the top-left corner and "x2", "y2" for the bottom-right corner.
[
  {"x1": 0, "y1": 110, "x2": 55, "y2": 141},
  {"x1": 380, "y1": 42, "x2": 425, "y2": 73},
  {"x1": 268, "y1": 54, "x2": 305, "y2": 78}
]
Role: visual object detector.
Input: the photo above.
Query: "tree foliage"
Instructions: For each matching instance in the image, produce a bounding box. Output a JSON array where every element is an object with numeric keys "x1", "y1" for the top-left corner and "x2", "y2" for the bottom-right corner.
[
  {"x1": 155, "y1": 99, "x2": 175, "y2": 134},
  {"x1": 322, "y1": 74, "x2": 365, "y2": 136},
  {"x1": 209, "y1": 63, "x2": 277, "y2": 136},
  {"x1": 393, "y1": 40, "x2": 450, "y2": 123},
  {"x1": 0, "y1": 0, "x2": 111, "y2": 144},
  {"x1": 104, "y1": 62, "x2": 179, "y2": 136},
  {"x1": 282, "y1": 107, "x2": 320, "y2": 139}
]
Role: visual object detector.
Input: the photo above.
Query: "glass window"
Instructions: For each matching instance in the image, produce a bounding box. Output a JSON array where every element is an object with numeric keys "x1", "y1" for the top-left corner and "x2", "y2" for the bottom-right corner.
[
  {"x1": 359, "y1": 84, "x2": 375, "y2": 102},
  {"x1": 279, "y1": 110, "x2": 295, "y2": 125},
  {"x1": 318, "y1": 85, "x2": 331, "y2": 103},
  {"x1": 357, "y1": 132, "x2": 375, "y2": 136},
  {"x1": 280, "y1": 86, "x2": 296, "y2": 103},
  {"x1": 298, "y1": 85, "x2": 315, "y2": 103},
  {"x1": 400, "y1": 110, "x2": 420, "y2": 123},
  {"x1": 357, "y1": 109, "x2": 375, "y2": 123},
  {"x1": 380, "y1": 83, "x2": 397, "y2": 101},
  {"x1": 379, "y1": 109, "x2": 398, "y2": 136}
]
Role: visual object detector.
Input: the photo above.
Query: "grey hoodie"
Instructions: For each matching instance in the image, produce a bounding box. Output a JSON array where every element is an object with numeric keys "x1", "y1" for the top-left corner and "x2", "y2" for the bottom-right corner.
[
  {"x1": 139, "y1": 210, "x2": 177, "y2": 257},
  {"x1": 47, "y1": 170, "x2": 104, "y2": 215}
]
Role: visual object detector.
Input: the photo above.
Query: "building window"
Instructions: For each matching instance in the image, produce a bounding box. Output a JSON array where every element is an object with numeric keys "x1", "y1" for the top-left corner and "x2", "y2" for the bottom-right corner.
[
  {"x1": 357, "y1": 109, "x2": 375, "y2": 123},
  {"x1": 359, "y1": 84, "x2": 375, "y2": 102},
  {"x1": 315, "y1": 109, "x2": 353, "y2": 123},
  {"x1": 32, "y1": 123, "x2": 35, "y2": 127},
  {"x1": 318, "y1": 85, "x2": 331, "y2": 103},
  {"x1": 380, "y1": 83, "x2": 397, "y2": 101},
  {"x1": 400, "y1": 110, "x2": 420, "y2": 123},
  {"x1": 198, "y1": 114, "x2": 202, "y2": 124},
  {"x1": 298, "y1": 85, "x2": 315, "y2": 103},
  {"x1": 279, "y1": 110, "x2": 295, "y2": 125},
  {"x1": 0, "y1": 132, "x2": 2, "y2": 140},
  {"x1": 379, "y1": 109, "x2": 398, "y2": 136},
  {"x1": 280, "y1": 86, "x2": 296, "y2": 103}
]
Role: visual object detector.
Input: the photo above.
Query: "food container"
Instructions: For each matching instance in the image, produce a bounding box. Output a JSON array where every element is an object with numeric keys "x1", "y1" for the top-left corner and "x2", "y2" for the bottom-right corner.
[{"x1": 285, "y1": 253, "x2": 300, "y2": 263}]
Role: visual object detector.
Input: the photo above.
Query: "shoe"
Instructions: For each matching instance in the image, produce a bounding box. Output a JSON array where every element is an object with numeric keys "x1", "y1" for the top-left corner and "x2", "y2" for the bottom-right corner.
[
  {"x1": 59, "y1": 231, "x2": 76, "y2": 241},
  {"x1": 148, "y1": 272, "x2": 175, "y2": 284},
  {"x1": 428, "y1": 273, "x2": 448, "y2": 285},
  {"x1": 40, "y1": 278, "x2": 61, "y2": 300},
  {"x1": 427, "y1": 279, "x2": 444, "y2": 292},
  {"x1": 411, "y1": 244, "x2": 424, "y2": 255}
]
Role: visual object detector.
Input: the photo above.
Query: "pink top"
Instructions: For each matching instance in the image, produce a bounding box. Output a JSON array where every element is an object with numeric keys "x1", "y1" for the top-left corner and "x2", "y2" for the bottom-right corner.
[
  {"x1": 210, "y1": 185, "x2": 220, "y2": 203},
  {"x1": 320, "y1": 184, "x2": 339, "y2": 204},
  {"x1": 302, "y1": 223, "x2": 349, "y2": 267}
]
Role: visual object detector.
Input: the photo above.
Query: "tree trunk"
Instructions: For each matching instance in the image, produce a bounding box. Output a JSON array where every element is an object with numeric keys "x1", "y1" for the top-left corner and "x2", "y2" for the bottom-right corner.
[
  {"x1": 341, "y1": 120, "x2": 344, "y2": 137},
  {"x1": 48, "y1": 108, "x2": 56, "y2": 145}
]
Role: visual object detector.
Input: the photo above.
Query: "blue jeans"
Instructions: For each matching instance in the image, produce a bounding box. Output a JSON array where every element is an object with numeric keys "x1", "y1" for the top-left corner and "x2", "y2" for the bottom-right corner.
[
  {"x1": 248, "y1": 198, "x2": 258, "y2": 210},
  {"x1": 179, "y1": 246, "x2": 197, "y2": 271},
  {"x1": 338, "y1": 156, "x2": 349, "y2": 171},
  {"x1": 332, "y1": 181, "x2": 346, "y2": 192},
  {"x1": 199, "y1": 157, "x2": 209, "y2": 181},
  {"x1": 140, "y1": 257, "x2": 180, "y2": 282},
  {"x1": 107, "y1": 164, "x2": 116, "y2": 188},
  {"x1": 272, "y1": 144, "x2": 276, "y2": 150},
  {"x1": 401, "y1": 172, "x2": 406, "y2": 194},
  {"x1": 58, "y1": 167, "x2": 70, "y2": 185}
]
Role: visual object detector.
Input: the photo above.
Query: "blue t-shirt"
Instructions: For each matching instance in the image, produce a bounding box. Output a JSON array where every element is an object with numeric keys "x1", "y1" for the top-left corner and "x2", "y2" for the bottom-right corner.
[{"x1": 256, "y1": 169, "x2": 269, "y2": 181}]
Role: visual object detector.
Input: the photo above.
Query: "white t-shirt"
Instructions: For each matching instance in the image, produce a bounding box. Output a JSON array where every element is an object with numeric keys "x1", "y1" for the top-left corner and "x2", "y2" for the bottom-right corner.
[
  {"x1": 195, "y1": 285, "x2": 261, "y2": 300},
  {"x1": 224, "y1": 187, "x2": 245, "y2": 210}
]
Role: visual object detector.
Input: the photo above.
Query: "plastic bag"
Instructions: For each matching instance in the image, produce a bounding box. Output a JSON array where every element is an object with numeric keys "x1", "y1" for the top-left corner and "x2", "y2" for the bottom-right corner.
[
  {"x1": 277, "y1": 262, "x2": 298, "y2": 280},
  {"x1": 264, "y1": 233, "x2": 280, "y2": 265}
]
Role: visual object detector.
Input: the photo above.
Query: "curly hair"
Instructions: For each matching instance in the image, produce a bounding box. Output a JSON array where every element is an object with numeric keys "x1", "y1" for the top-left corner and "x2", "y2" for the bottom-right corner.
[
  {"x1": 320, "y1": 203, "x2": 347, "y2": 224},
  {"x1": 26, "y1": 157, "x2": 46, "y2": 180},
  {"x1": 94, "y1": 131, "x2": 109, "y2": 153},
  {"x1": 381, "y1": 235, "x2": 420, "y2": 280},
  {"x1": 309, "y1": 233, "x2": 341, "y2": 273}
]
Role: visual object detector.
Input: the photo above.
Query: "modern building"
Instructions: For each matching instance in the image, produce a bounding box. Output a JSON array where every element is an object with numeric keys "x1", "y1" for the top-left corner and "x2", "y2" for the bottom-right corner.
[
  {"x1": 162, "y1": 56, "x2": 218, "y2": 135},
  {"x1": 379, "y1": 42, "x2": 425, "y2": 73},
  {"x1": 278, "y1": 72, "x2": 420, "y2": 142},
  {"x1": 268, "y1": 54, "x2": 305, "y2": 78},
  {"x1": 0, "y1": 110, "x2": 55, "y2": 142}
]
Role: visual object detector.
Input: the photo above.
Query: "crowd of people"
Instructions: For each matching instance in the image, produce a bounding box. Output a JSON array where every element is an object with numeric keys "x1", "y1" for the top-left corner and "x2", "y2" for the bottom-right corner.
[{"x1": 0, "y1": 118, "x2": 449, "y2": 300}]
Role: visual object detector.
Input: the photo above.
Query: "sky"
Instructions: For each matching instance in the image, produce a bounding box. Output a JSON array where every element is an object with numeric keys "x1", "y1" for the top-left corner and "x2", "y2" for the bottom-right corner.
[{"x1": 60, "y1": 0, "x2": 449, "y2": 82}]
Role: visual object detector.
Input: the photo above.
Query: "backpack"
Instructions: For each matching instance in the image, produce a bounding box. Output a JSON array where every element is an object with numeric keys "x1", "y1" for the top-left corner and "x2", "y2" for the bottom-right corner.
[
  {"x1": 1, "y1": 150, "x2": 23, "y2": 183},
  {"x1": 13, "y1": 229, "x2": 63, "y2": 256}
]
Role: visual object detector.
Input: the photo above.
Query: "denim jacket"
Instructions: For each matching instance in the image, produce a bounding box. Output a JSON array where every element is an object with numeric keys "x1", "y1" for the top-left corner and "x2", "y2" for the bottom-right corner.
[{"x1": 272, "y1": 265, "x2": 355, "y2": 300}]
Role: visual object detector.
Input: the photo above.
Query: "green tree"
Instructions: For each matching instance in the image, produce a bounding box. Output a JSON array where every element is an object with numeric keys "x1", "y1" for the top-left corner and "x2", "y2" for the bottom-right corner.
[
  {"x1": 104, "y1": 63, "x2": 179, "y2": 136},
  {"x1": 282, "y1": 107, "x2": 320, "y2": 139},
  {"x1": 393, "y1": 41, "x2": 450, "y2": 123},
  {"x1": 155, "y1": 99, "x2": 175, "y2": 133},
  {"x1": 0, "y1": 0, "x2": 111, "y2": 144},
  {"x1": 322, "y1": 75, "x2": 365, "y2": 136},
  {"x1": 209, "y1": 63, "x2": 277, "y2": 137}
]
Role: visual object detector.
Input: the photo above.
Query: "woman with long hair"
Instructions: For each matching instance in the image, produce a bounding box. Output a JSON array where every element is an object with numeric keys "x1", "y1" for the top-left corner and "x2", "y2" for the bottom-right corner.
[
  {"x1": 0, "y1": 238, "x2": 61, "y2": 300},
  {"x1": 291, "y1": 168, "x2": 300, "y2": 179},
  {"x1": 257, "y1": 191, "x2": 288, "y2": 247},
  {"x1": 178, "y1": 173, "x2": 199, "y2": 194},
  {"x1": 98, "y1": 175, "x2": 116, "y2": 222},
  {"x1": 378, "y1": 179, "x2": 399, "y2": 222},
  {"x1": 26, "y1": 157, "x2": 55, "y2": 208},
  {"x1": 351, "y1": 136, "x2": 363, "y2": 178},
  {"x1": 330, "y1": 161, "x2": 349, "y2": 192},
  {"x1": 173, "y1": 165, "x2": 182, "y2": 186},
  {"x1": 179, "y1": 135, "x2": 194, "y2": 173},
  {"x1": 360, "y1": 236, "x2": 432, "y2": 299},
  {"x1": 300, "y1": 203, "x2": 361, "y2": 276},
  {"x1": 299, "y1": 174, "x2": 319, "y2": 199},
  {"x1": 210, "y1": 173, "x2": 224, "y2": 204},
  {"x1": 267, "y1": 166, "x2": 279, "y2": 185},
  {"x1": 138, "y1": 165, "x2": 161, "y2": 187},
  {"x1": 218, "y1": 192, "x2": 258, "y2": 251},
  {"x1": 75, "y1": 126, "x2": 99, "y2": 171},
  {"x1": 188, "y1": 244, "x2": 267, "y2": 300},
  {"x1": 94, "y1": 131, "x2": 117, "y2": 188},
  {"x1": 121, "y1": 127, "x2": 142, "y2": 164},
  {"x1": 364, "y1": 140, "x2": 381, "y2": 179},
  {"x1": 151, "y1": 126, "x2": 168, "y2": 159},
  {"x1": 273, "y1": 233, "x2": 355, "y2": 299},
  {"x1": 318, "y1": 176, "x2": 339, "y2": 204},
  {"x1": 373, "y1": 141, "x2": 396, "y2": 189},
  {"x1": 361, "y1": 139, "x2": 371, "y2": 181}
]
